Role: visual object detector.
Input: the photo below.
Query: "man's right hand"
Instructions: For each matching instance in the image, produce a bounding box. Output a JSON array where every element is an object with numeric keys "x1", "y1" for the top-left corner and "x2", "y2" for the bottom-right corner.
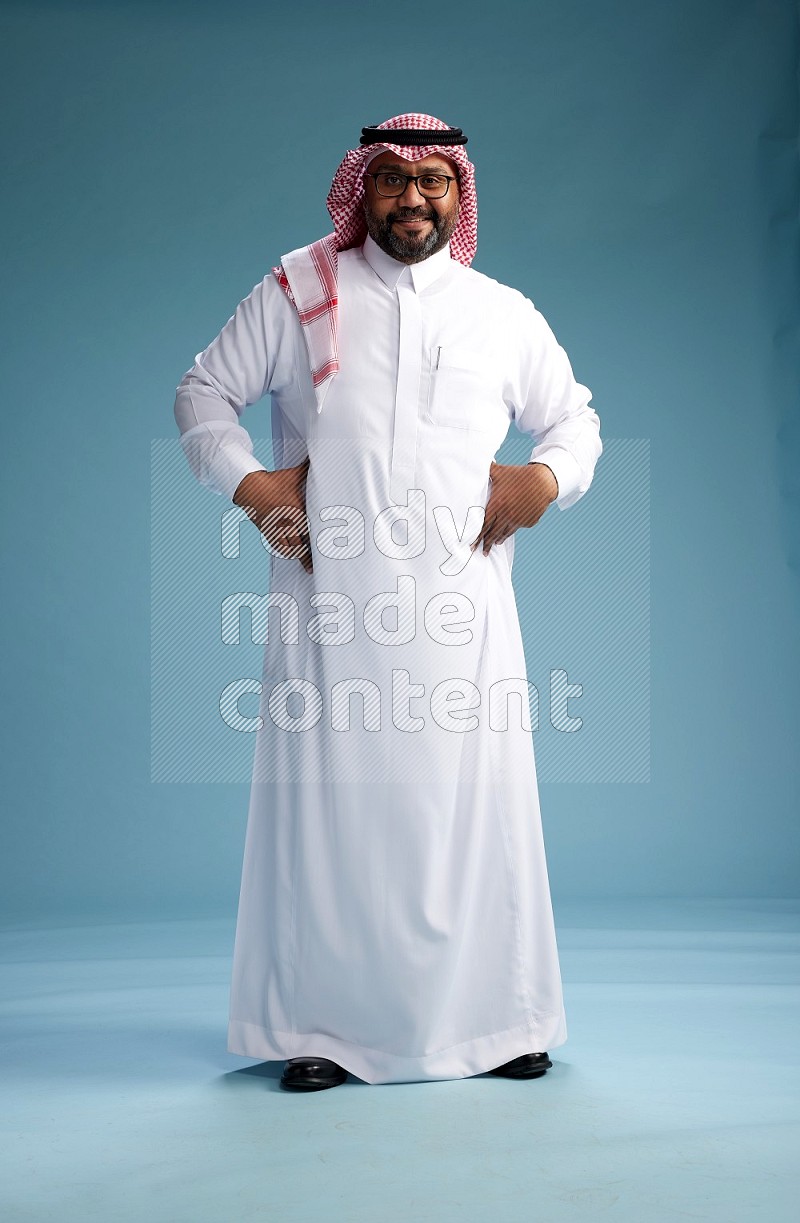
[{"x1": 232, "y1": 457, "x2": 313, "y2": 573}]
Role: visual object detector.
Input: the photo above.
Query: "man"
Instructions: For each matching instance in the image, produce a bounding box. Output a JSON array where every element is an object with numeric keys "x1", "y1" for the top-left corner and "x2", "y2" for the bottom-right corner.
[{"x1": 174, "y1": 113, "x2": 602, "y2": 1092}]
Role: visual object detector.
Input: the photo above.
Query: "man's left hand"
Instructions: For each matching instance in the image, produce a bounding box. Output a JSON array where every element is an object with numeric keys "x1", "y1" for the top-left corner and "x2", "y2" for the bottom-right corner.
[{"x1": 471, "y1": 461, "x2": 559, "y2": 556}]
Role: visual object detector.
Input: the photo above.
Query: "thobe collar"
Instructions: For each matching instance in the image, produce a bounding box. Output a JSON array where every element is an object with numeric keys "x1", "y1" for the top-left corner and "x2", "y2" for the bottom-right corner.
[{"x1": 362, "y1": 233, "x2": 453, "y2": 293}]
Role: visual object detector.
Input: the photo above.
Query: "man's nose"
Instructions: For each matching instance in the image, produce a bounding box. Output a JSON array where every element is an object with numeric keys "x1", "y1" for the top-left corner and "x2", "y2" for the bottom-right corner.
[{"x1": 398, "y1": 179, "x2": 426, "y2": 205}]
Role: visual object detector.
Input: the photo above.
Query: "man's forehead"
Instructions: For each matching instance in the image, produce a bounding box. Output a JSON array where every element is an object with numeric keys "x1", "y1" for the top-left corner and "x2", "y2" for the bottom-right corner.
[{"x1": 366, "y1": 150, "x2": 458, "y2": 174}]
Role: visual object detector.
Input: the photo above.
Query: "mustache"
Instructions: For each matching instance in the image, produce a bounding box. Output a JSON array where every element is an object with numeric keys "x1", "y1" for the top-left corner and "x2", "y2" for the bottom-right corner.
[{"x1": 389, "y1": 207, "x2": 437, "y2": 222}]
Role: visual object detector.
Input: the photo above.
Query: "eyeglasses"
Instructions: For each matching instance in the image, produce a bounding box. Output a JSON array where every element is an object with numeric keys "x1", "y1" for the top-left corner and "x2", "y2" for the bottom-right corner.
[{"x1": 365, "y1": 171, "x2": 457, "y2": 199}]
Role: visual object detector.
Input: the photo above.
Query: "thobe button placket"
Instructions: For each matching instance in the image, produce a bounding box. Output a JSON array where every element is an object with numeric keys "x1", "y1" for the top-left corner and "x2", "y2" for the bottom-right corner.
[{"x1": 389, "y1": 279, "x2": 423, "y2": 504}]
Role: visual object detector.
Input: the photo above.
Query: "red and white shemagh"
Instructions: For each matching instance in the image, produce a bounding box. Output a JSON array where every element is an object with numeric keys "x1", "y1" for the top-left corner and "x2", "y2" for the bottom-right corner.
[{"x1": 273, "y1": 113, "x2": 477, "y2": 411}]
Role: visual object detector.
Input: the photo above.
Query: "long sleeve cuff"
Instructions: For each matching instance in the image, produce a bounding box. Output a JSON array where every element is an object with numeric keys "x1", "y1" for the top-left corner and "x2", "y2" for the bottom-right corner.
[
  {"x1": 178, "y1": 423, "x2": 269, "y2": 502},
  {"x1": 529, "y1": 446, "x2": 584, "y2": 510}
]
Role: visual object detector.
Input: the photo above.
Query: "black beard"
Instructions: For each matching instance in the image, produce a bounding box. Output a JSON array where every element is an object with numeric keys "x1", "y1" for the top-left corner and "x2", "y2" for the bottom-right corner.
[{"x1": 363, "y1": 200, "x2": 459, "y2": 264}]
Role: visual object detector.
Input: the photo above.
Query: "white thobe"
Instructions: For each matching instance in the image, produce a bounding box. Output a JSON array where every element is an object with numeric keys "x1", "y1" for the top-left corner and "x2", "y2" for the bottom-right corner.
[{"x1": 174, "y1": 235, "x2": 602, "y2": 1084}]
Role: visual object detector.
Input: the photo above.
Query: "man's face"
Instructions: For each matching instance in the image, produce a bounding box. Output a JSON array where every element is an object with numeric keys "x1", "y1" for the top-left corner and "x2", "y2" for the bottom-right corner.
[{"x1": 362, "y1": 153, "x2": 460, "y2": 264}]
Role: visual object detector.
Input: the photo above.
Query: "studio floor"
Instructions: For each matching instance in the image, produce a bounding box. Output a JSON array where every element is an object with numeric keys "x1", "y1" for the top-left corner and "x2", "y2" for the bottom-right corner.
[{"x1": 1, "y1": 898, "x2": 797, "y2": 1222}]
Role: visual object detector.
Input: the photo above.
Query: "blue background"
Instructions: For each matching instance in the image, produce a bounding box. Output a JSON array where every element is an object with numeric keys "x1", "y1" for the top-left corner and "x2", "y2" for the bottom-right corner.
[{"x1": 1, "y1": 0, "x2": 797, "y2": 921}]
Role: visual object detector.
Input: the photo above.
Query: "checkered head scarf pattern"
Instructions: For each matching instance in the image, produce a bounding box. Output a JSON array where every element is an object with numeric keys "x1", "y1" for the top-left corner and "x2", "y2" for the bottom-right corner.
[{"x1": 274, "y1": 113, "x2": 477, "y2": 411}]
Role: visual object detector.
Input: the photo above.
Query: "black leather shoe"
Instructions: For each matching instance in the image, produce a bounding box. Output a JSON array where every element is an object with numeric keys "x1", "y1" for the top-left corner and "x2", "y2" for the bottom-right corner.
[
  {"x1": 280, "y1": 1057, "x2": 348, "y2": 1091},
  {"x1": 487, "y1": 1052, "x2": 553, "y2": 1078}
]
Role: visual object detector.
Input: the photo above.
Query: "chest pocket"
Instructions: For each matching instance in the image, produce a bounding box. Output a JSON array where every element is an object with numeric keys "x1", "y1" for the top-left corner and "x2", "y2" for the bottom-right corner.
[{"x1": 427, "y1": 345, "x2": 498, "y2": 431}]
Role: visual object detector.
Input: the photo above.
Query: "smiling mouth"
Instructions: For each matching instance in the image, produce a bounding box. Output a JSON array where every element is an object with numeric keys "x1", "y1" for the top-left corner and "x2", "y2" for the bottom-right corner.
[{"x1": 393, "y1": 217, "x2": 433, "y2": 228}]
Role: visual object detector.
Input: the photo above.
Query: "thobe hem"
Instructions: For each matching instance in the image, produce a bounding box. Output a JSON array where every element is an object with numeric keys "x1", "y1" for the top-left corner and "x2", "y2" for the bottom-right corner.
[{"x1": 227, "y1": 1012, "x2": 568, "y2": 1086}]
